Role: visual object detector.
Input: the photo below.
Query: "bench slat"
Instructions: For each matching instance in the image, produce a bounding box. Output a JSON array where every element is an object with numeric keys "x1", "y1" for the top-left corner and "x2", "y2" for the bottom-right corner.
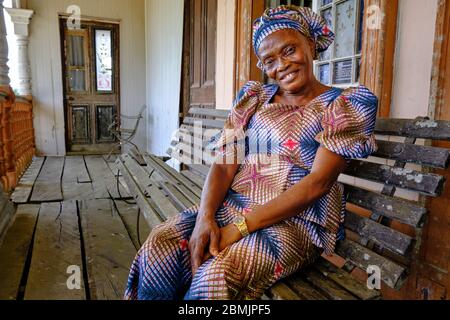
[
  {"x1": 345, "y1": 160, "x2": 445, "y2": 196},
  {"x1": 145, "y1": 154, "x2": 203, "y2": 195},
  {"x1": 375, "y1": 118, "x2": 450, "y2": 140},
  {"x1": 283, "y1": 273, "x2": 337, "y2": 300},
  {"x1": 115, "y1": 156, "x2": 165, "y2": 228},
  {"x1": 344, "y1": 211, "x2": 413, "y2": 255},
  {"x1": 335, "y1": 239, "x2": 407, "y2": 290},
  {"x1": 373, "y1": 140, "x2": 450, "y2": 169},
  {"x1": 181, "y1": 170, "x2": 206, "y2": 189},
  {"x1": 188, "y1": 107, "x2": 230, "y2": 119},
  {"x1": 301, "y1": 268, "x2": 358, "y2": 300},
  {"x1": 313, "y1": 259, "x2": 381, "y2": 300},
  {"x1": 345, "y1": 185, "x2": 426, "y2": 227},
  {"x1": 184, "y1": 117, "x2": 225, "y2": 130},
  {"x1": 157, "y1": 181, "x2": 193, "y2": 210},
  {"x1": 266, "y1": 282, "x2": 305, "y2": 300}
]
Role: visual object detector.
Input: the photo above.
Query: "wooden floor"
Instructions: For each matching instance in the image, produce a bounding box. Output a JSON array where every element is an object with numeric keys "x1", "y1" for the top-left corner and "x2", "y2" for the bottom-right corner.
[{"x1": 0, "y1": 156, "x2": 151, "y2": 300}]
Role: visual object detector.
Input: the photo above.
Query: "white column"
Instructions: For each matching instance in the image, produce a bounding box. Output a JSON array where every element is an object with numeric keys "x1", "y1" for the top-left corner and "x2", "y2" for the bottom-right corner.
[
  {"x1": 5, "y1": 7, "x2": 33, "y2": 96},
  {"x1": 0, "y1": 0, "x2": 10, "y2": 86}
]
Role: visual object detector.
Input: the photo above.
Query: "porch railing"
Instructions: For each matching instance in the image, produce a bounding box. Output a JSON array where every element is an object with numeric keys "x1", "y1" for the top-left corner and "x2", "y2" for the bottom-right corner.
[{"x1": 0, "y1": 87, "x2": 35, "y2": 192}]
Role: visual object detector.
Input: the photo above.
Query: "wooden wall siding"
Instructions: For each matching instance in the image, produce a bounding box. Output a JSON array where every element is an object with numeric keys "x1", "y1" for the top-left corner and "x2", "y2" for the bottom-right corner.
[
  {"x1": 234, "y1": 0, "x2": 265, "y2": 91},
  {"x1": 380, "y1": 0, "x2": 450, "y2": 300},
  {"x1": 359, "y1": 0, "x2": 398, "y2": 118},
  {"x1": 0, "y1": 86, "x2": 35, "y2": 192},
  {"x1": 429, "y1": 0, "x2": 450, "y2": 120}
]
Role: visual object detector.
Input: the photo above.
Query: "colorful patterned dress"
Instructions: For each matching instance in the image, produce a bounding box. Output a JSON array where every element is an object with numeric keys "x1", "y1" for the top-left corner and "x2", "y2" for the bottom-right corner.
[{"x1": 124, "y1": 81, "x2": 378, "y2": 300}]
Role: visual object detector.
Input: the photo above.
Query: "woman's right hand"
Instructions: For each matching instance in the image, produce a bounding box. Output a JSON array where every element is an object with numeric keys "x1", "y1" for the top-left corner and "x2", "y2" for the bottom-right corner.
[{"x1": 189, "y1": 214, "x2": 220, "y2": 276}]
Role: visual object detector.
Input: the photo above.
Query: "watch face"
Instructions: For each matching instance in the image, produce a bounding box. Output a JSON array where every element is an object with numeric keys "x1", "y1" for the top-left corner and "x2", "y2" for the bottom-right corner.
[{"x1": 235, "y1": 216, "x2": 245, "y2": 224}]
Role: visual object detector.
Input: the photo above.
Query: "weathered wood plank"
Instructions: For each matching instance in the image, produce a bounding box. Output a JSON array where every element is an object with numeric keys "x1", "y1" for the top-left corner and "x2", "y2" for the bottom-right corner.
[
  {"x1": 184, "y1": 117, "x2": 225, "y2": 129},
  {"x1": 266, "y1": 282, "x2": 303, "y2": 300},
  {"x1": 188, "y1": 107, "x2": 229, "y2": 118},
  {"x1": 344, "y1": 211, "x2": 413, "y2": 255},
  {"x1": 103, "y1": 156, "x2": 131, "y2": 196},
  {"x1": 335, "y1": 239, "x2": 407, "y2": 290},
  {"x1": 61, "y1": 156, "x2": 95, "y2": 201},
  {"x1": 113, "y1": 200, "x2": 152, "y2": 251},
  {"x1": 375, "y1": 118, "x2": 450, "y2": 140},
  {"x1": 184, "y1": 163, "x2": 210, "y2": 178},
  {"x1": 144, "y1": 154, "x2": 203, "y2": 198},
  {"x1": 62, "y1": 180, "x2": 95, "y2": 201},
  {"x1": 24, "y1": 201, "x2": 85, "y2": 300},
  {"x1": 345, "y1": 185, "x2": 427, "y2": 227},
  {"x1": 373, "y1": 140, "x2": 450, "y2": 169},
  {"x1": 181, "y1": 170, "x2": 206, "y2": 189},
  {"x1": 79, "y1": 199, "x2": 137, "y2": 300},
  {"x1": 280, "y1": 276, "x2": 329, "y2": 300},
  {"x1": 301, "y1": 268, "x2": 358, "y2": 300},
  {"x1": 63, "y1": 156, "x2": 92, "y2": 183},
  {"x1": 84, "y1": 156, "x2": 125, "y2": 199},
  {"x1": 313, "y1": 259, "x2": 381, "y2": 300},
  {"x1": 119, "y1": 155, "x2": 178, "y2": 221},
  {"x1": 11, "y1": 157, "x2": 45, "y2": 203},
  {"x1": 0, "y1": 204, "x2": 40, "y2": 300},
  {"x1": 344, "y1": 160, "x2": 445, "y2": 196},
  {"x1": 30, "y1": 157, "x2": 65, "y2": 202},
  {"x1": 116, "y1": 156, "x2": 165, "y2": 228},
  {"x1": 0, "y1": 200, "x2": 15, "y2": 241}
]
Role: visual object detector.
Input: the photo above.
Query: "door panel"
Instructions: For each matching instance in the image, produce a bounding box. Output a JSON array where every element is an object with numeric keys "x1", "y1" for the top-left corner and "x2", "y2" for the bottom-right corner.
[
  {"x1": 60, "y1": 18, "x2": 120, "y2": 154},
  {"x1": 96, "y1": 105, "x2": 116, "y2": 142},
  {"x1": 184, "y1": 0, "x2": 217, "y2": 114},
  {"x1": 69, "y1": 105, "x2": 91, "y2": 144}
]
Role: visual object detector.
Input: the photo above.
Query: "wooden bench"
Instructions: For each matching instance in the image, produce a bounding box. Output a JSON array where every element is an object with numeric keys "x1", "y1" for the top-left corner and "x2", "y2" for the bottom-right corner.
[{"x1": 116, "y1": 107, "x2": 450, "y2": 300}]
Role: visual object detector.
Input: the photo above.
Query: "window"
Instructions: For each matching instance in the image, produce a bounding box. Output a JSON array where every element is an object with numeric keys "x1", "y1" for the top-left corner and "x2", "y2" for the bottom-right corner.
[
  {"x1": 266, "y1": 0, "x2": 312, "y2": 7},
  {"x1": 313, "y1": 0, "x2": 364, "y2": 86}
]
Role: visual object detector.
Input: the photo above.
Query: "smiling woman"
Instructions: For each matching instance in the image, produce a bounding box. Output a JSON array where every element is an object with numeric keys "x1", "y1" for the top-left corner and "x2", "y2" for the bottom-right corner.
[{"x1": 124, "y1": 5, "x2": 378, "y2": 300}]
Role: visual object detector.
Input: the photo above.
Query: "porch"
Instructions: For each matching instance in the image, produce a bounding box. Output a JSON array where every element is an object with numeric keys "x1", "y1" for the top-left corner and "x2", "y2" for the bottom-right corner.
[
  {"x1": 0, "y1": 155, "x2": 150, "y2": 300},
  {"x1": 0, "y1": 0, "x2": 448, "y2": 301}
]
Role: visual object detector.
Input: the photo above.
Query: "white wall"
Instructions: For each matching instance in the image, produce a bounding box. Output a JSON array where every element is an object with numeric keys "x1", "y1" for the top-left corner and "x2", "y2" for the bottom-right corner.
[
  {"x1": 27, "y1": 0, "x2": 146, "y2": 155},
  {"x1": 144, "y1": 0, "x2": 184, "y2": 156},
  {"x1": 390, "y1": 0, "x2": 438, "y2": 118}
]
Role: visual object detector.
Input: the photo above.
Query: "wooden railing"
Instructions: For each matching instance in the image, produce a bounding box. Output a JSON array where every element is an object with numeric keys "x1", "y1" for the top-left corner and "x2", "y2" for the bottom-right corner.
[{"x1": 0, "y1": 86, "x2": 35, "y2": 192}]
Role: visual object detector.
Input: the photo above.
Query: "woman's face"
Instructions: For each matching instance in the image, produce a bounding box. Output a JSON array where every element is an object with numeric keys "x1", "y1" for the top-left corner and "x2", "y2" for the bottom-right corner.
[{"x1": 258, "y1": 29, "x2": 316, "y2": 94}]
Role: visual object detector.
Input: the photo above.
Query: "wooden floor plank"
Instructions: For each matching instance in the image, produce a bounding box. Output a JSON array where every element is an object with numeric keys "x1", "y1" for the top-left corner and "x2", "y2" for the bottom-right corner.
[
  {"x1": 30, "y1": 157, "x2": 65, "y2": 202},
  {"x1": 0, "y1": 199, "x2": 16, "y2": 242},
  {"x1": 62, "y1": 180, "x2": 95, "y2": 201},
  {"x1": 104, "y1": 156, "x2": 131, "y2": 195},
  {"x1": 11, "y1": 157, "x2": 45, "y2": 204},
  {"x1": 24, "y1": 201, "x2": 85, "y2": 300},
  {"x1": 113, "y1": 200, "x2": 152, "y2": 250},
  {"x1": 0, "y1": 204, "x2": 40, "y2": 300},
  {"x1": 61, "y1": 156, "x2": 95, "y2": 201},
  {"x1": 79, "y1": 199, "x2": 136, "y2": 300},
  {"x1": 84, "y1": 156, "x2": 125, "y2": 199},
  {"x1": 63, "y1": 156, "x2": 91, "y2": 183}
]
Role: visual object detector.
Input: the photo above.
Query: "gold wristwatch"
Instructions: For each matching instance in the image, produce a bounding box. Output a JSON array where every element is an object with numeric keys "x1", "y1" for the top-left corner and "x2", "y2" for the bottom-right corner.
[{"x1": 233, "y1": 215, "x2": 249, "y2": 237}]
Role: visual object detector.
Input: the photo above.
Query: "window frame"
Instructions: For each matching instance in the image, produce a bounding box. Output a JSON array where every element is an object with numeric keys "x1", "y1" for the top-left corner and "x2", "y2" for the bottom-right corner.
[{"x1": 313, "y1": 0, "x2": 364, "y2": 88}]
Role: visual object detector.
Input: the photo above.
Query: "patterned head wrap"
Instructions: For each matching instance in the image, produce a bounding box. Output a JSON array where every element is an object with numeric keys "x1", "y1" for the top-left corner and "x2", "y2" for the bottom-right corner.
[{"x1": 253, "y1": 5, "x2": 335, "y2": 67}]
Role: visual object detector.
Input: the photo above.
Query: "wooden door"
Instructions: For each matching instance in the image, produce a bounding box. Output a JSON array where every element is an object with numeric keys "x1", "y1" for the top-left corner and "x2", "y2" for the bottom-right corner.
[
  {"x1": 60, "y1": 18, "x2": 120, "y2": 154},
  {"x1": 180, "y1": 0, "x2": 217, "y2": 118}
]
